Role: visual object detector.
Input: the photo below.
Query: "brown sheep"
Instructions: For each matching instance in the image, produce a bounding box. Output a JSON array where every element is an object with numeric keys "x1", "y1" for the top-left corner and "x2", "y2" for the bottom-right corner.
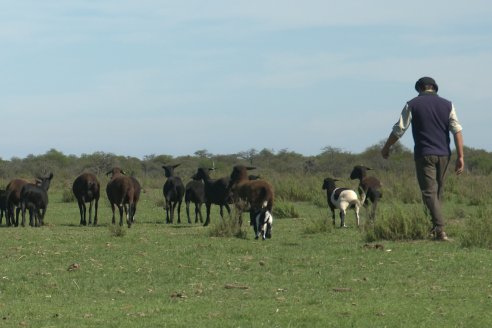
[
  {"x1": 72, "y1": 173, "x2": 100, "y2": 226},
  {"x1": 106, "y1": 167, "x2": 140, "y2": 228},
  {"x1": 227, "y1": 165, "x2": 274, "y2": 239},
  {"x1": 349, "y1": 165, "x2": 382, "y2": 220},
  {"x1": 5, "y1": 178, "x2": 32, "y2": 226}
]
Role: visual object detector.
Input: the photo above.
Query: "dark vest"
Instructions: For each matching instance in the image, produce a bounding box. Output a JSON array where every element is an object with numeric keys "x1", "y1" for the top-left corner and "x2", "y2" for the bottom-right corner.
[{"x1": 407, "y1": 93, "x2": 452, "y2": 159}]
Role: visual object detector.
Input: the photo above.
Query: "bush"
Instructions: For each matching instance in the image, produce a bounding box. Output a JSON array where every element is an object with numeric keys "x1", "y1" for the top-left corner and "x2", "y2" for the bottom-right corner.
[
  {"x1": 208, "y1": 212, "x2": 247, "y2": 239},
  {"x1": 363, "y1": 204, "x2": 430, "y2": 242},
  {"x1": 109, "y1": 224, "x2": 126, "y2": 237},
  {"x1": 303, "y1": 217, "x2": 333, "y2": 235},
  {"x1": 61, "y1": 188, "x2": 75, "y2": 203},
  {"x1": 460, "y1": 206, "x2": 492, "y2": 249},
  {"x1": 274, "y1": 201, "x2": 300, "y2": 219}
]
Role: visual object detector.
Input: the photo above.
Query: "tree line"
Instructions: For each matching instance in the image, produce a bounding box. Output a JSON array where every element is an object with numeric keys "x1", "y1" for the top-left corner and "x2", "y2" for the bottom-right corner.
[{"x1": 1, "y1": 142, "x2": 491, "y2": 190}]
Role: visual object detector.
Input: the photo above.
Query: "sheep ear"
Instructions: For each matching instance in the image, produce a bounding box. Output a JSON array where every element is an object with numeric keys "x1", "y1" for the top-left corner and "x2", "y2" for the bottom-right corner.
[
  {"x1": 173, "y1": 164, "x2": 181, "y2": 168},
  {"x1": 246, "y1": 166, "x2": 256, "y2": 170},
  {"x1": 366, "y1": 167, "x2": 373, "y2": 170},
  {"x1": 209, "y1": 167, "x2": 215, "y2": 171},
  {"x1": 121, "y1": 170, "x2": 127, "y2": 175},
  {"x1": 48, "y1": 173, "x2": 54, "y2": 180}
]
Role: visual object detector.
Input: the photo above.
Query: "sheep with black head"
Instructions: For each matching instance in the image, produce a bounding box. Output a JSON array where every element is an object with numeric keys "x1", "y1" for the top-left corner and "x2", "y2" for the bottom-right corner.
[
  {"x1": 322, "y1": 177, "x2": 361, "y2": 228},
  {"x1": 19, "y1": 173, "x2": 54, "y2": 227},
  {"x1": 191, "y1": 167, "x2": 232, "y2": 226},
  {"x1": 162, "y1": 164, "x2": 185, "y2": 224}
]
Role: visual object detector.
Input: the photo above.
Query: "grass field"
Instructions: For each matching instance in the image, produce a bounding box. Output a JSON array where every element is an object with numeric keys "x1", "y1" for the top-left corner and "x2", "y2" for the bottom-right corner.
[{"x1": 0, "y1": 190, "x2": 491, "y2": 327}]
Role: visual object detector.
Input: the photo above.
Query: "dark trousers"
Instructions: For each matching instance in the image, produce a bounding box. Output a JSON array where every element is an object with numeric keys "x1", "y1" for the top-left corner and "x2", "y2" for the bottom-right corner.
[{"x1": 415, "y1": 155, "x2": 450, "y2": 233}]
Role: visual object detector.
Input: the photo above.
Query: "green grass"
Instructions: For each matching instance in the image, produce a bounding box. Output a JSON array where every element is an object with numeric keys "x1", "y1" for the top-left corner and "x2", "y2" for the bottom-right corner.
[{"x1": 0, "y1": 191, "x2": 491, "y2": 327}]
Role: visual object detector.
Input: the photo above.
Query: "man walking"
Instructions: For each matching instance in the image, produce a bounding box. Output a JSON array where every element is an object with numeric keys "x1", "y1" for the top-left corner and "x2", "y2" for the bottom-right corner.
[{"x1": 381, "y1": 77, "x2": 464, "y2": 241}]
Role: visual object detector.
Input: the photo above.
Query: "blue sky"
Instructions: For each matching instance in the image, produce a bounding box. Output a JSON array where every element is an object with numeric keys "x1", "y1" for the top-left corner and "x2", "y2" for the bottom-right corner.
[{"x1": 1, "y1": 1, "x2": 492, "y2": 159}]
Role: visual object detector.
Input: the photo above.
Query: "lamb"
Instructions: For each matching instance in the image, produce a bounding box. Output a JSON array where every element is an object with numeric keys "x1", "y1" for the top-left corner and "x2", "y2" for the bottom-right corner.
[
  {"x1": 19, "y1": 173, "x2": 54, "y2": 227},
  {"x1": 227, "y1": 165, "x2": 274, "y2": 240},
  {"x1": 72, "y1": 173, "x2": 100, "y2": 226},
  {"x1": 106, "y1": 167, "x2": 140, "y2": 228},
  {"x1": 185, "y1": 176, "x2": 205, "y2": 224},
  {"x1": 350, "y1": 165, "x2": 382, "y2": 220},
  {"x1": 322, "y1": 177, "x2": 361, "y2": 228},
  {"x1": 162, "y1": 164, "x2": 185, "y2": 224},
  {"x1": 191, "y1": 167, "x2": 233, "y2": 226}
]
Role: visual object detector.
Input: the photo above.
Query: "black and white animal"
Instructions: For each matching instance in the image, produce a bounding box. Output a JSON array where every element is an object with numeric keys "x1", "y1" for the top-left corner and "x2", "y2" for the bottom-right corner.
[
  {"x1": 72, "y1": 172, "x2": 100, "y2": 226},
  {"x1": 185, "y1": 175, "x2": 205, "y2": 224},
  {"x1": 19, "y1": 173, "x2": 54, "y2": 227},
  {"x1": 106, "y1": 167, "x2": 141, "y2": 228},
  {"x1": 227, "y1": 165, "x2": 274, "y2": 239},
  {"x1": 322, "y1": 177, "x2": 361, "y2": 228},
  {"x1": 191, "y1": 167, "x2": 233, "y2": 226},
  {"x1": 349, "y1": 165, "x2": 382, "y2": 220},
  {"x1": 162, "y1": 164, "x2": 185, "y2": 224},
  {"x1": 251, "y1": 207, "x2": 273, "y2": 240}
]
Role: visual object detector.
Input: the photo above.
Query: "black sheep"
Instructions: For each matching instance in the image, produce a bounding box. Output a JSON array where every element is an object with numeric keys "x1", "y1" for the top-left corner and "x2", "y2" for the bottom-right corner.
[{"x1": 162, "y1": 164, "x2": 185, "y2": 224}]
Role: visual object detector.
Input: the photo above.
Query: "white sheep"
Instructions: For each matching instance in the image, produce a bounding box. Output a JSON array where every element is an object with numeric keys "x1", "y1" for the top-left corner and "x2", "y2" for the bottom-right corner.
[{"x1": 322, "y1": 177, "x2": 362, "y2": 227}]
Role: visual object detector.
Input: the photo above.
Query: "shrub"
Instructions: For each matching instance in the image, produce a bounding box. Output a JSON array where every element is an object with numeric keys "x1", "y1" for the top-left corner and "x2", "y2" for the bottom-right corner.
[
  {"x1": 363, "y1": 204, "x2": 430, "y2": 242},
  {"x1": 61, "y1": 188, "x2": 75, "y2": 203},
  {"x1": 208, "y1": 212, "x2": 247, "y2": 239},
  {"x1": 303, "y1": 217, "x2": 333, "y2": 235},
  {"x1": 274, "y1": 201, "x2": 300, "y2": 219},
  {"x1": 109, "y1": 224, "x2": 126, "y2": 237},
  {"x1": 460, "y1": 206, "x2": 492, "y2": 249}
]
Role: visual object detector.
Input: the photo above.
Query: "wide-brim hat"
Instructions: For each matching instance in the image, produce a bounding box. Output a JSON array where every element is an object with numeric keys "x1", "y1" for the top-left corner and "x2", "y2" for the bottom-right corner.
[{"x1": 415, "y1": 77, "x2": 438, "y2": 92}]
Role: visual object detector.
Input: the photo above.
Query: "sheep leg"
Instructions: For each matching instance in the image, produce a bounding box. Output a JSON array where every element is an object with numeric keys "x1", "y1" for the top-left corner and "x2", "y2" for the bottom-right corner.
[
  {"x1": 34, "y1": 208, "x2": 41, "y2": 227},
  {"x1": 224, "y1": 204, "x2": 232, "y2": 218},
  {"x1": 203, "y1": 203, "x2": 211, "y2": 226},
  {"x1": 131, "y1": 203, "x2": 137, "y2": 223},
  {"x1": 370, "y1": 201, "x2": 378, "y2": 220},
  {"x1": 177, "y1": 200, "x2": 184, "y2": 224},
  {"x1": 186, "y1": 201, "x2": 191, "y2": 223},
  {"x1": 28, "y1": 208, "x2": 34, "y2": 227},
  {"x1": 165, "y1": 200, "x2": 171, "y2": 224},
  {"x1": 77, "y1": 199, "x2": 86, "y2": 225},
  {"x1": 94, "y1": 199, "x2": 99, "y2": 226},
  {"x1": 196, "y1": 203, "x2": 203, "y2": 223},
  {"x1": 254, "y1": 211, "x2": 260, "y2": 240},
  {"x1": 5, "y1": 205, "x2": 12, "y2": 226},
  {"x1": 88, "y1": 200, "x2": 93, "y2": 225},
  {"x1": 127, "y1": 203, "x2": 133, "y2": 228},
  {"x1": 39, "y1": 208, "x2": 46, "y2": 226},
  {"x1": 219, "y1": 205, "x2": 224, "y2": 219},
  {"x1": 355, "y1": 205, "x2": 360, "y2": 227},
  {"x1": 20, "y1": 203, "x2": 27, "y2": 227},
  {"x1": 173, "y1": 202, "x2": 180, "y2": 224},
  {"x1": 118, "y1": 204, "x2": 124, "y2": 226},
  {"x1": 340, "y1": 210, "x2": 346, "y2": 228},
  {"x1": 15, "y1": 207, "x2": 21, "y2": 227},
  {"x1": 330, "y1": 209, "x2": 336, "y2": 226},
  {"x1": 110, "y1": 203, "x2": 116, "y2": 225}
]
